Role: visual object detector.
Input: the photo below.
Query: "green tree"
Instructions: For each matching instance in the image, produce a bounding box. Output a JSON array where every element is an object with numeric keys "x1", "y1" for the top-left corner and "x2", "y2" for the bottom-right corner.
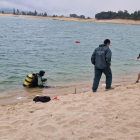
[
  {"x1": 117, "y1": 10, "x2": 123, "y2": 18},
  {"x1": 137, "y1": 11, "x2": 140, "y2": 20},
  {"x1": 79, "y1": 15, "x2": 85, "y2": 19},
  {"x1": 94, "y1": 10, "x2": 140, "y2": 20},
  {"x1": 2, "y1": 11, "x2": 4, "y2": 13},
  {"x1": 70, "y1": 14, "x2": 78, "y2": 18},
  {"x1": 34, "y1": 10, "x2": 37, "y2": 16},
  {"x1": 17, "y1": 9, "x2": 19, "y2": 15},
  {"x1": 27, "y1": 11, "x2": 32, "y2": 15},
  {"x1": 22, "y1": 11, "x2": 26, "y2": 15},
  {"x1": 44, "y1": 12, "x2": 47, "y2": 16},
  {"x1": 133, "y1": 11, "x2": 138, "y2": 20},
  {"x1": 13, "y1": 8, "x2": 15, "y2": 15},
  {"x1": 123, "y1": 10, "x2": 130, "y2": 19}
]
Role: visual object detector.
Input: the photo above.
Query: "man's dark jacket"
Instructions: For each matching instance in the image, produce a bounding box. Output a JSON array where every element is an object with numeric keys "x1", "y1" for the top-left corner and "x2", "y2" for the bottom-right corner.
[{"x1": 91, "y1": 44, "x2": 112, "y2": 69}]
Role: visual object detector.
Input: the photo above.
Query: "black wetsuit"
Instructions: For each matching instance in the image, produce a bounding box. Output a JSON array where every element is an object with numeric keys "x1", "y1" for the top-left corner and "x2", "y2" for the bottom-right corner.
[{"x1": 29, "y1": 74, "x2": 38, "y2": 87}]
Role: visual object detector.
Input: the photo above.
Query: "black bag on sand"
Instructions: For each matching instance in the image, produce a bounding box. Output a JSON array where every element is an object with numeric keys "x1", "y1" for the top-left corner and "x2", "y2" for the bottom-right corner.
[{"x1": 33, "y1": 96, "x2": 51, "y2": 103}]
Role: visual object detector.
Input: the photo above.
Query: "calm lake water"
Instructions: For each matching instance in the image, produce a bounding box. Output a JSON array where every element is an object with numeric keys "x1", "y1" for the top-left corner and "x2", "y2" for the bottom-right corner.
[{"x1": 0, "y1": 16, "x2": 140, "y2": 98}]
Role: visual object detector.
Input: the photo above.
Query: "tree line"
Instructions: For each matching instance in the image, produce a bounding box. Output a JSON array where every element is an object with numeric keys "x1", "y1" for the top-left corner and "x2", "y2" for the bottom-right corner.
[
  {"x1": 12, "y1": 9, "x2": 47, "y2": 16},
  {"x1": 70, "y1": 14, "x2": 90, "y2": 19},
  {"x1": 0, "y1": 11, "x2": 5, "y2": 13},
  {"x1": 95, "y1": 10, "x2": 140, "y2": 20},
  {"x1": 0, "y1": 9, "x2": 89, "y2": 19}
]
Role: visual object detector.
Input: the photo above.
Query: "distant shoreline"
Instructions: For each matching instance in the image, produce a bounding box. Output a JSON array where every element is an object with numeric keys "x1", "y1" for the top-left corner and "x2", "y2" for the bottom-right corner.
[{"x1": 1, "y1": 13, "x2": 140, "y2": 25}]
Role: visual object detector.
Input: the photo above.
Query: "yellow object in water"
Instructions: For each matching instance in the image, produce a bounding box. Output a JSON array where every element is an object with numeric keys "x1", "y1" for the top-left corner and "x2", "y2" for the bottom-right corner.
[{"x1": 23, "y1": 74, "x2": 34, "y2": 86}]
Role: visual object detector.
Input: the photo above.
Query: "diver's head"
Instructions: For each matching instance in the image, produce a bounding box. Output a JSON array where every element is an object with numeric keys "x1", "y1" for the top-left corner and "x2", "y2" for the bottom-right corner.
[{"x1": 39, "y1": 70, "x2": 45, "y2": 77}]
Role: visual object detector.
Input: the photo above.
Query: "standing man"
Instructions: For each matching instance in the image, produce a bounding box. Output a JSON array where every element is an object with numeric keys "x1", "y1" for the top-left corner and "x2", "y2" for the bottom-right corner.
[
  {"x1": 91, "y1": 39, "x2": 114, "y2": 92},
  {"x1": 136, "y1": 55, "x2": 140, "y2": 83}
]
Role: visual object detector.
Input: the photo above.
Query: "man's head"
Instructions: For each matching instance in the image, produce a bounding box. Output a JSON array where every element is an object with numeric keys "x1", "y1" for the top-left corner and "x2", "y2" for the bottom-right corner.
[
  {"x1": 104, "y1": 39, "x2": 110, "y2": 47},
  {"x1": 39, "y1": 70, "x2": 45, "y2": 77}
]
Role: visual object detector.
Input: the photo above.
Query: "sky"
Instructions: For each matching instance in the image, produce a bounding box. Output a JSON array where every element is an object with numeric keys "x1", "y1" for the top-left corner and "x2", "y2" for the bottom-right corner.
[{"x1": 0, "y1": 0, "x2": 140, "y2": 18}]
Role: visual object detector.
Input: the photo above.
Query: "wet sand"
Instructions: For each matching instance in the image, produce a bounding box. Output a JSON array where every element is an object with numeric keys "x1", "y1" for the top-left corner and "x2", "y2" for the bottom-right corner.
[
  {"x1": 0, "y1": 82, "x2": 140, "y2": 140},
  {"x1": 0, "y1": 74, "x2": 137, "y2": 106},
  {"x1": 1, "y1": 13, "x2": 140, "y2": 25},
  {"x1": 0, "y1": 75, "x2": 136, "y2": 106}
]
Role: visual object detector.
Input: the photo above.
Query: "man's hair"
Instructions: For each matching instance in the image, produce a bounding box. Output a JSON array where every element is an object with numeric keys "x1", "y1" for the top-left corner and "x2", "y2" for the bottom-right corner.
[{"x1": 104, "y1": 39, "x2": 110, "y2": 45}]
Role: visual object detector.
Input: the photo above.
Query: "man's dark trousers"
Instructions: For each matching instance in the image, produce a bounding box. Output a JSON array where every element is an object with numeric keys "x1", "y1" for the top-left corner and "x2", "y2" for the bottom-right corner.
[{"x1": 92, "y1": 67, "x2": 112, "y2": 92}]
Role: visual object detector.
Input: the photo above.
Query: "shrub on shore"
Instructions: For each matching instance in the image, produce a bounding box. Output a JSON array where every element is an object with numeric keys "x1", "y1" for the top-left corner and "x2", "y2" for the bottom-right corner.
[{"x1": 95, "y1": 10, "x2": 140, "y2": 20}]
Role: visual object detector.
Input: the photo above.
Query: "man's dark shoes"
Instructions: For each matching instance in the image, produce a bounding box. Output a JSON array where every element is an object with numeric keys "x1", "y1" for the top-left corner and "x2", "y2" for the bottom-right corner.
[
  {"x1": 93, "y1": 90, "x2": 96, "y2": 93},
  {"x1": 106, "y1": 87, "x2": 114, "y2": 91}
]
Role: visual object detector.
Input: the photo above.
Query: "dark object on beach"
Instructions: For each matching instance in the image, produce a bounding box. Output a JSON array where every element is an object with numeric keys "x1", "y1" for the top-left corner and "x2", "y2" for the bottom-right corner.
[{"x1": 33, "y1": 96, "x2": 51, "y2": 103}]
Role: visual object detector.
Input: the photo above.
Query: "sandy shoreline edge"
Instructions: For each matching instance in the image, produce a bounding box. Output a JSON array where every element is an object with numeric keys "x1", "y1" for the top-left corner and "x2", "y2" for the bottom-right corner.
[
  {"x1": 0, "y1": 82, "x2": 140, "y2": 139},
  {"x1": 1, "y1": 13, "x2": 140, "y2": 25},
  {"x1": 0, "y1": 78, "x2": 135, "y2": 106}
]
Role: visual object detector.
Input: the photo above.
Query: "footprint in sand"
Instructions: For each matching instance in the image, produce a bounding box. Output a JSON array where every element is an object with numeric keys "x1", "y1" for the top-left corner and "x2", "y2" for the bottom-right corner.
[
  {"x1": 105, "y1": 96, "x2": 116, "y2": 101},
  {"x1": 78, "y1": 104, "x2": 87, "y2": 107},
  {"x1": 103, "y1": 113, "x2": 112, "y2": 118},
  {"x1": 69, "y1": 119, "x2": 80, "y2": 125},
  {"x1": 0, "y1": 117, "x2": 15, "y2": 122},
  {"x1": 66, "y1": 107, "x2": 81, "y2": 111},
  {"x1": 8, "y1": 128, "x2": 17, "y2": 135},
  {"x1": 106, "y1": 138, "x2": 117, "y2": 140},
  {"x1": 0, "y1": 128, "x2": 17, "y2": 136},
  {"x1": 57, "y1": 120, "x2": 67, "y2": 125},
  {"x1": 0, "y1": 125, "x2": 12, "y2": 130},
  {"x1": 55, "y1": 116, "x2": 66, "y2": 122},
  {"x1": 89, "y1": 132, "x2": 106, "y2": 139},
  {"x1": 18, "y1": 138, "x2": 26, "y2": 140},
  {"x1": 37, "y1": 125, "x2": 57, "y2": 133},
  {"x1": 38, "y1": 120, "x2": 46, "y2": 126},
  {"x1": 82, "y1": 114, "x2": 92, "y2": 119},
  {"x1": 68, "y1": 119, "x2": 86, "y2": 126},
  {"x1": 62, "y1": 124, "x2": 70, "y2": 128},
  {"x1": 39, "y1": 114, "x2": 53, "y2": 120},
  {"x1": 127, "y1": 122, "x2": 140, "y2": 128},
  {"x1": 12, "y1": 120, "x2": 29, "y2": 127},
  {"x1": 18, "y1": 133, "x2": 31, "y2": 140},
  {"x1": 19, "y1": 138, "x2": 37, "y2": 140},
  {"x1": 78, "y1": 136, "x2": 86, "y2": 140},
  {"x1": 133, "y1": 136, "x2": 140, "y2": 140},
  {"x1": 59, "y1": 137, "x2": 67, "y2": 140},
  {"x1": 117, "y1": 127, "x2": 130, "y2": 133}
]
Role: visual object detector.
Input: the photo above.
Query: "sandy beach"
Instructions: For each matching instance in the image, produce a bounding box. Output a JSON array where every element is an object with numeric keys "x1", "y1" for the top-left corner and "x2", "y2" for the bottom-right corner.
[
  {"x1": 0, "y1": 82, "x2": 140, "y2": 140},
  {"x1": 1, "y1": 13, "x2": 140, "y2": 25}
]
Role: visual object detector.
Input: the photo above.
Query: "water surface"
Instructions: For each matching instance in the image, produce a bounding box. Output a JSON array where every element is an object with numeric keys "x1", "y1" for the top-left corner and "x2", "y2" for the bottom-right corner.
[{"x1": 0, "y1": 16, "x2": 140, "y2": 99}]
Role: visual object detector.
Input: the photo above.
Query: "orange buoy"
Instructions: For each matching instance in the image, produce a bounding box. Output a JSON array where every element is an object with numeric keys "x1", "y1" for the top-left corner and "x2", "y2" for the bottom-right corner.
[{"x1": 75, "y1": 41, "x2": 80, "y2": 43}]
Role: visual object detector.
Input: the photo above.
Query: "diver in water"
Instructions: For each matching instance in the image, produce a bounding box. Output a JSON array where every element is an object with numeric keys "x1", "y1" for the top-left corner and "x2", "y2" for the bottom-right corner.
[{"x1": 23, "y1": 70, "x2": 48, "y2": 88}]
